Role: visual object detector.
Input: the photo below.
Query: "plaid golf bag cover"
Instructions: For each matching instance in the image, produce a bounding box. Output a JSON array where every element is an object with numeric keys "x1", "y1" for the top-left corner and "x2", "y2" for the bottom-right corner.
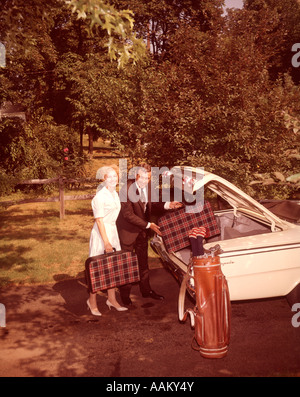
[{"x1": 85, "y1": 250, "x2": 140, "y2": 293}]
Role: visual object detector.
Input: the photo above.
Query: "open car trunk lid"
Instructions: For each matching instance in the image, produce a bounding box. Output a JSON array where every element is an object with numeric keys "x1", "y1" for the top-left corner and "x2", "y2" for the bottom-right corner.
[{"x1": 171, "y1": 166, "x2": 288, "y2": 232}]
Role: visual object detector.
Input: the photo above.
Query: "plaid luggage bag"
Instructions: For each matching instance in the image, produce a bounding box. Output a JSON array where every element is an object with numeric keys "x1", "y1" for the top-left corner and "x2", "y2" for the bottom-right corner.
[
  {"x1": 158, "y1": 201, "x2": 220, "y2": 253},
  {"x1": 85, "y1": 250, "x2": 140, "y2": 293}
]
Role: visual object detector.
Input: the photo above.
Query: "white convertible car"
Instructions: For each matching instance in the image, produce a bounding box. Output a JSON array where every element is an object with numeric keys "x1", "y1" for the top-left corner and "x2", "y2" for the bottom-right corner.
[{"x1": 151, "y1": 166, "x2": 300, "y2": 306}]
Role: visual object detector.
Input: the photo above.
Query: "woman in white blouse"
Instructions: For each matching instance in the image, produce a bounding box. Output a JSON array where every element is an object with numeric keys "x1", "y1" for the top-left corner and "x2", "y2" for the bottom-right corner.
[{"x1": 87, "y1": 166, "x2": 128, "y2": 315}]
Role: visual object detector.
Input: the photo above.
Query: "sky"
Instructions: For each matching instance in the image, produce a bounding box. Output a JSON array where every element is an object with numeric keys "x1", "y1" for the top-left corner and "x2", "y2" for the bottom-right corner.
[{"x1": 224, "y1": 0, "x2": 244, "y2": 9}]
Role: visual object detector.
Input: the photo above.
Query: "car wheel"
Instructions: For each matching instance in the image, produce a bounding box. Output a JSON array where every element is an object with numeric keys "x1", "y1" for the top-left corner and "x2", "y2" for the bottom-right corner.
[{"x1": 286, "y1": 284, "x2": 300, "y2": 307}]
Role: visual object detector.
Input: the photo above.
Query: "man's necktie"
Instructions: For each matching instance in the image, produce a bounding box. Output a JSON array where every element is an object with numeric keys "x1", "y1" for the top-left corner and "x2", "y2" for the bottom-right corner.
[{"x1": 140, "y1": 188, "x2": 147, "y2": 212}]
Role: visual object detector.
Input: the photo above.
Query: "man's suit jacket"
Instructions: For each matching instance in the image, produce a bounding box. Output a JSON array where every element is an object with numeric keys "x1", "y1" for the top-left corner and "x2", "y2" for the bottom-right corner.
[{"x1": 117, "y1": 179, "x2": 164, "y2": 247}]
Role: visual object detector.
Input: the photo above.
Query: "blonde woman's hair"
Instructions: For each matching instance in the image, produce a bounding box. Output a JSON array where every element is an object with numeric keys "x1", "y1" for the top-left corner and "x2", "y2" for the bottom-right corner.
[
  {"x1": 96, "y1": 166, "x2": 118, "y2": 181},
  {"x1": 95, "y1": 166, "x2": 119, "y2": 193}
]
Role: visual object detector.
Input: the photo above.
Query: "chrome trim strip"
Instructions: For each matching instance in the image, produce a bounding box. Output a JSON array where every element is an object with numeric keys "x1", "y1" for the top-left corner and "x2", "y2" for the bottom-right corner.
[{"x1": 220, "y1": 243, "x2": 300, "y2": 258}]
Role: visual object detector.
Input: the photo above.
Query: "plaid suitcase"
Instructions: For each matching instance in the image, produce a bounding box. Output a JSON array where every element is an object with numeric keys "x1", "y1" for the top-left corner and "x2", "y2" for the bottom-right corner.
[
  {"x1": 85, "y1": 250, "x2": 140, "y2": 293},
  {"x1": 158, "y1": 201, "x2": 220, "y2": 253}
]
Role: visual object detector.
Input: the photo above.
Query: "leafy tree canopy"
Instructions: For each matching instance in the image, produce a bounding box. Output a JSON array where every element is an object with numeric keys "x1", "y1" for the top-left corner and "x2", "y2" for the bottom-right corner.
[
  {"x1": 66, "y1": 0, "x2": 147, "y2": 68},
  {"x1": 0, "y1": 0, "x2": 299, "y2": 198}
]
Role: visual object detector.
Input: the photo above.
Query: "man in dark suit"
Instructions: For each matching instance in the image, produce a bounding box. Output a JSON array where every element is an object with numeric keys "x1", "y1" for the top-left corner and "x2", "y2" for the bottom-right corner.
[{"x1": 117, "y1": 163, "x2": 182, "y2": 306}]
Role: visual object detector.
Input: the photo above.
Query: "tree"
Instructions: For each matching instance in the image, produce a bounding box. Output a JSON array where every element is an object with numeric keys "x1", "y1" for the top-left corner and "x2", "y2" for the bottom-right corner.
[
  {"x1": 58, "y1": 0, "x2": 225, "y2": 156},
  {"x1": 0, "y1": 0, "x2": 60, "y2": 110},
  {"x1": 245, "y1": 0, "x2": 300, "y2": 83},
  {"x1": 0, "y1": 0, "x2": 88, "y2": 192},
  {"x1": 0, "y1": 112, "x2": 84, "y2": 195},
  {"x1": 1, "y1": 0, "x2": 299, "y2": 200},
  {"x1": 65, "y1": 0, "x2": 147, "y2": 68},
  {"x1": 54, "y1": 51, "x2": 125, "y2": 154},
  {"x1": 110, "y1": 0, "x2": 225, "y2": 60},
  {"x1": 115, "y1": 8, "x2": 300, "y2": 198}
]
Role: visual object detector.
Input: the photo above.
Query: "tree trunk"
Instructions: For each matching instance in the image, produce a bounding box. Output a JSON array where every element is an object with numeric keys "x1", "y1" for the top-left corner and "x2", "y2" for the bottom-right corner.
[
  {"x1": 79, "y1": 120, "x2": 84, "y2": 153},
  {"x1": 87, "y1": 126, "x2": 93, "y2": 156}
]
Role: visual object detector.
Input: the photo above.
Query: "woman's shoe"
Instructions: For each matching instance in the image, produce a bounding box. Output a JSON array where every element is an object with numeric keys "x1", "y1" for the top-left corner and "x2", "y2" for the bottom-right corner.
[
  {"x1": 87, "y1": 299, "x2": 102, "y2": 316},
  {"x1": 106, "y1": 299, "x2": 128, "y2": 312}
]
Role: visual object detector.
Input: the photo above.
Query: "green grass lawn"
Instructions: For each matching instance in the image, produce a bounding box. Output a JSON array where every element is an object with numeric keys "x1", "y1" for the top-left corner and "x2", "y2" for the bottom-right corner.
[{"x1": 0, "y1": 199, "x2": 91, "y2": 286}]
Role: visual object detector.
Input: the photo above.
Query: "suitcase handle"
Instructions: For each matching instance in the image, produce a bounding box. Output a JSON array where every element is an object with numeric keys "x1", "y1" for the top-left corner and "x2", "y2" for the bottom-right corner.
[{"x1": 104, "y1": 248, "x2": 116, "y2": 254}]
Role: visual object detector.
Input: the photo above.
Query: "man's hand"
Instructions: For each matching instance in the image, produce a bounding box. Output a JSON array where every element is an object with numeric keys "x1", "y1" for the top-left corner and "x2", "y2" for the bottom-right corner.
[
  {"x1": 150, "y1": 222, "x2": 162, "y2": 236},
  {"x1": 169, "y1": 201, "x2": 183, "y2": 209}
]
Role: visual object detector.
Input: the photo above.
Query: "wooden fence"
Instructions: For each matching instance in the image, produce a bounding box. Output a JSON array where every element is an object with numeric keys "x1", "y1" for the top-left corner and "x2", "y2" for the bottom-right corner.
[{"x1": 0, "y1": 177, "x2": 98, "y2": 219}]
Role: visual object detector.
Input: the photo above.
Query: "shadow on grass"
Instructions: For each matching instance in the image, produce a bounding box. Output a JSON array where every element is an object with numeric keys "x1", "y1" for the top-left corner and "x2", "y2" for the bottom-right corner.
[
  {"x1": 1, "y1": 201, "x2": 92, "y2": 222},
  {"x1": 0, "y1": 244, "x2": 32, "y2": 270},
  {"x1": 1, "y1": 227, "x2": 89, "y2": 243},
  {"x1": 65, "y1": 207, "x2": 92, "y2": 217},
  {"x1": 1, "y1": 208, "x2": 61, "y2": 224},
  {"x1": 0, "y1": 201, "x2": 92, "y2": 287}
]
